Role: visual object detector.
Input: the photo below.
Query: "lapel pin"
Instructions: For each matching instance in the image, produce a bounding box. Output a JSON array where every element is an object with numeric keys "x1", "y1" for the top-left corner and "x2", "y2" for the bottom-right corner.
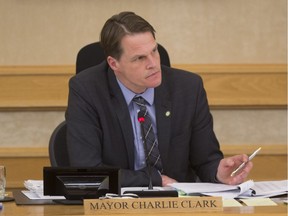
[{"x1": 165, "y1": 111, "x2": 171, "y2": 117}]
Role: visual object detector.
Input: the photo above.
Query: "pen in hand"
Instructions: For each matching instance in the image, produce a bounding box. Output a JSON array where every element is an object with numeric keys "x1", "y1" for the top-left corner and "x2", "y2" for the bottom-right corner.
[{"x1": 230, "y1": 147, "x2": 261, "y2": 177}]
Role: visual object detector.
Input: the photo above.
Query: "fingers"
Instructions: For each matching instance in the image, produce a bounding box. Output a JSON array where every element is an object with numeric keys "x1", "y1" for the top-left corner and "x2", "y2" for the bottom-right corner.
[
  {"x1": 223, "y1": 157, "x2": 235, "y2": 168},
  {"x1": 228, "y1": 161, "x2": 253, "y2": 185},
  {"x1": 223, "y1": 154, "x2": 249, "y2": 169},
  {"x1": 234, "y1": 154, "x2": 249, "y2": 165},
  {"x1": 217, "y1": 155, "x2": 253, "y2": 185},
  {"x1": 161, "y1": 175, "x2": 177, "y2": 186}
]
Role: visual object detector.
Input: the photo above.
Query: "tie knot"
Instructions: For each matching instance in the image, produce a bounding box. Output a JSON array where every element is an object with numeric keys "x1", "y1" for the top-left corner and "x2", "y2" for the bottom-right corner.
[{"x1": 133, "y1": 96, "x2": 146, "y2": 107}]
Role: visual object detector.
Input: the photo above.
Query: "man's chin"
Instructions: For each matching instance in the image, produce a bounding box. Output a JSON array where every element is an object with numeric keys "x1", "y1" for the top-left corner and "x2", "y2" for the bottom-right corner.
[
  {"x1": 146, "y1": 72, "x2": 162, "y2": 87},
  {"x1": 148, "y1": 80, "x2": 162, "y2": 88}
]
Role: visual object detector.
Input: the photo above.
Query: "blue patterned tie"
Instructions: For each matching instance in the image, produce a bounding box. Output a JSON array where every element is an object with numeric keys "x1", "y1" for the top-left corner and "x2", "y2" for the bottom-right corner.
[{"x1": 133, "y1": 96, "x2": 163, "y2": 172}]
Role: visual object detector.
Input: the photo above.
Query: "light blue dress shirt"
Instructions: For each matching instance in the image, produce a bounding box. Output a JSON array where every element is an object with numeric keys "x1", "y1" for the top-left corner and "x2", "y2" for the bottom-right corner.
[{"x1": 117, "y1": 79, "x2": 157, "y2": 170}]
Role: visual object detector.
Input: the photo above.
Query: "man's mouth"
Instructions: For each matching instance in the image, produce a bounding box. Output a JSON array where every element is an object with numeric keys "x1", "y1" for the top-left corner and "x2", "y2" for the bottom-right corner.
[{"x1": 146, "y1": 71, "x2": 159, "y2": 78}]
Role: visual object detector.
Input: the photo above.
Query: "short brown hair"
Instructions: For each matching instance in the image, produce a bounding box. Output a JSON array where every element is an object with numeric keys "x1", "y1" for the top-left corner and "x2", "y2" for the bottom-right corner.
[{"x1": 100, "y1": 11, "x2": 156, "y2": 60}]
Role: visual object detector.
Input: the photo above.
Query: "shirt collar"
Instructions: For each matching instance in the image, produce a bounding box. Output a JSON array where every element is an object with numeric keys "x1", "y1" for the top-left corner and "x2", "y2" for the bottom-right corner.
[{"x1": 117, "y1": 79, "x2": 154, "y2": 106}]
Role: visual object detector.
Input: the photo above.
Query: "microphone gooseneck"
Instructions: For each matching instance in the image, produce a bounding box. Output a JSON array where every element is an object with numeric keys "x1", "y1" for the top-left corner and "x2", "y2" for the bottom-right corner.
[
  {"x1": 137, "y1": 110, "x2": 153, "y2": 190},
  {"x1": 122, "y1": 109, "x2": 178, "y2": 197}
]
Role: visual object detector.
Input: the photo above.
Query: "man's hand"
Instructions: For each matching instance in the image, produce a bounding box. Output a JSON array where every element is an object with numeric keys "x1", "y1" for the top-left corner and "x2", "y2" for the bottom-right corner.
[
  {"x1": 216, "y1": 154, "x2": 253, "y2": 185},
  {"x1": 161, "y1": 175, "x2": 177, "y2": 186}
]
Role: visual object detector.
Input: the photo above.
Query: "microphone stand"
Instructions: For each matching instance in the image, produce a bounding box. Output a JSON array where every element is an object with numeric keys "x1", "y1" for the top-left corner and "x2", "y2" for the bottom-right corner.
[
  {"x1": 139, "y1": 116, "x2": 154, "y2": 190},
  {"x1": 123, "y1": 111, "x2": 178, "y2": 198}
]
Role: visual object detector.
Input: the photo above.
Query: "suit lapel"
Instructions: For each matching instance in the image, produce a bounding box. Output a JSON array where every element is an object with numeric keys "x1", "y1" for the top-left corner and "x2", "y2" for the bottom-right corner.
[
  {"x1": 155, "y1": 78, "x2": 172, "y2": 169},
  {"x1": 107, "y1": 68, "x2": 135, "y2": 169}
]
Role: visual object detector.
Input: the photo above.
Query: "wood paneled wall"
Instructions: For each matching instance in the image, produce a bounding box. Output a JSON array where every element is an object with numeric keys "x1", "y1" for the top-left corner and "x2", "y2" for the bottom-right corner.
[{"x1": 0, "y1": 64, "x2": 286, "y2": 110}]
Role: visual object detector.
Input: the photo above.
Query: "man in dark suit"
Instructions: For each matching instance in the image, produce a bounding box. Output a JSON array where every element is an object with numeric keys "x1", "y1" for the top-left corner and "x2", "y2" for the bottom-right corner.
[{"x1": 66, "y1": 11, "x2": 252, "y2": 187}]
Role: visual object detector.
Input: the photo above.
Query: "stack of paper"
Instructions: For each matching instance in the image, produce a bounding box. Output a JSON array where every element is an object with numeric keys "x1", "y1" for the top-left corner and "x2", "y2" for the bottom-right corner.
[
  {"x1": 239, "y1": 180, "x2": 288, "y2": 198},
  {"x1": 169, "y1": 180, "x2": 288, "y2": 199},
  {"x1": 24, "y1": 180, "x2": 44, "y2": 198},
  {"x1": 23, "y1": 180, "x2": 65, "y2": 200}
]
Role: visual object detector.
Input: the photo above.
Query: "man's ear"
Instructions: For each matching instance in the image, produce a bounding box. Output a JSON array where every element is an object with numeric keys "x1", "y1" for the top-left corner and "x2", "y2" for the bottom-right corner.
[{"x1": 107, "y1": 56, "x2": 119, "y2": 71}]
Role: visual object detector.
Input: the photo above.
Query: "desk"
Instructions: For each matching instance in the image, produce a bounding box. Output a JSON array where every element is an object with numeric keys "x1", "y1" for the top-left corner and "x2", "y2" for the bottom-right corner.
[{"x1": 0, "y1": 199, "x2": 287, "y2": 216}]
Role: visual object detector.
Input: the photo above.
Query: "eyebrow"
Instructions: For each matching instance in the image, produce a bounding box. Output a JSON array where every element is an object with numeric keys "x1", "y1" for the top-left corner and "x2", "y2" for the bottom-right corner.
[{"x1": 130, "y1": 44, "x2": 158, "y2": 61}]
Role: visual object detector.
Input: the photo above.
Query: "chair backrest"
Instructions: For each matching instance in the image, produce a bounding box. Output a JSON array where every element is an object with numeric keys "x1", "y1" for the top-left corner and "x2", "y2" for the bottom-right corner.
[
  {"x1": 49, "y1": 121, "x2": 70, "y2": 167},
  {"x1": 76, "y1": 42, "x2": 171, "y2": 74}
]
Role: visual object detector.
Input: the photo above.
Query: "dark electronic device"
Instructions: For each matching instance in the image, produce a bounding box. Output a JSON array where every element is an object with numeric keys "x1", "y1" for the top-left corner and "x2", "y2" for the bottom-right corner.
[{"x1": 43, "y1": 167, "x2": 120, "y2": 203}]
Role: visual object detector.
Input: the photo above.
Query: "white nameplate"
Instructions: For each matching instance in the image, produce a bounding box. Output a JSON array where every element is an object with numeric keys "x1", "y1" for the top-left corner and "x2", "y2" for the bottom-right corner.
[{"x1": 84, "y1": 196, "x2": 223, "y2": 214}]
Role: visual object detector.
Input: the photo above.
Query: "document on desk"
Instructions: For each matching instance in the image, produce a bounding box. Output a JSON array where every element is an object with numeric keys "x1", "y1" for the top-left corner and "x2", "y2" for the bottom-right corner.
[
  {"x1": 170, "y1": 180, "x2": 288, "y2": 199},
  {"x1": 23, "y1": 180, "x2": 65, "y2": 200},
  {"x1": 238, "y1": 180, "x2": 288, "y2": 198},
  {"x1": 239, "y1": 198, "x2": 277, "y2": 206},
  {"x1": 21, "y1": 190, "x2": 65, "y2": 200},
  {"x1": 170, "y1": 180, "x2": 254, "y2": 199}
]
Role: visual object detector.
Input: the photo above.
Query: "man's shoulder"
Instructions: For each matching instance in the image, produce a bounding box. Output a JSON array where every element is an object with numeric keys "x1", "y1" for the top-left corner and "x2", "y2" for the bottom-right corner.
[
  {"x1": 76, "y1": 61, "x2": 109, "y2": 78},
  {"x1": 70, "y1": 61, "x2": 110, "y2": 85},
  {"x1": 69, "y1": 61, "x2": 112, "y2": 93}
]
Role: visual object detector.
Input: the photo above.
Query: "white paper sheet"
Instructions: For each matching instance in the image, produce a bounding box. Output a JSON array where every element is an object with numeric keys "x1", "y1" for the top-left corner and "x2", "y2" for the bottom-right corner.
[
  {"x1": 170, "y1": 180, "x2": 254, "y2": 198},
  {"x1": 238, "y1": 180, "x2": 288, "y2": 198},
  {"x1": 22, "y1": 190, "x2": 65, "y2": 200},
  {"x1": 170, "y1": 180, "x2": 288, "y2": 199},
  {"x1": 23, "y1": 180, "x2": 65, "y2": 200}
]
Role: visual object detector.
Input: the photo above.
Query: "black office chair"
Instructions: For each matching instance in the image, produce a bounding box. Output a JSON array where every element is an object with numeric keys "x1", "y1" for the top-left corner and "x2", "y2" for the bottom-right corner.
[
  {"x1": 48, "y1": 121, "x2": 70, "y2": 166},
  {"x1": 76, "y1": 42, "x2": 171, "y2": 74}
]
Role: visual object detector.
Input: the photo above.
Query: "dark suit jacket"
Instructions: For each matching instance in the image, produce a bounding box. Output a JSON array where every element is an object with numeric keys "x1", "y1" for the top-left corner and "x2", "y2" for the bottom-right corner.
[{"x1": 66, "y1": 61, "x2": 223, "y2": 187}]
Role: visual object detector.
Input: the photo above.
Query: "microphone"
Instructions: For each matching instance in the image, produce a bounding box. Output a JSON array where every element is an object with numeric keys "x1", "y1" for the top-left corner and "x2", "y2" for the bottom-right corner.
[
  {"x1": 123, "y1": 110, "x2": 178, "y2": 198},
  {"x1": 137, "y1": 110, "x2": 153, "y2": 190}
]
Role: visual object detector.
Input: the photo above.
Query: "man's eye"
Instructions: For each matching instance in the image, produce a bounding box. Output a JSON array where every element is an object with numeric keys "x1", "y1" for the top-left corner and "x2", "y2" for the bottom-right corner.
[{"x1": 135, "y1": 56, "x2": 145, "y2": 61}]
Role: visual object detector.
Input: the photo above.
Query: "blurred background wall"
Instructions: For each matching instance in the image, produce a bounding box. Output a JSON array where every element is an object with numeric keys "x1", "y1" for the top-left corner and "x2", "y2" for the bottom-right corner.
[
  {"x1": 0, "y1": 0, "x2": 286, "y2": 148},
  {"x1": 1, "y1": 0, "x2": 286, "y2": 65}
]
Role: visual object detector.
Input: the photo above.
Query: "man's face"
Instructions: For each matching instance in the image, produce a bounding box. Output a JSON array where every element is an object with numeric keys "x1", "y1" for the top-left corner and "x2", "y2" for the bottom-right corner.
[{"x1": 107, "y1": 32, "x2": 162, "y2": 94}]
